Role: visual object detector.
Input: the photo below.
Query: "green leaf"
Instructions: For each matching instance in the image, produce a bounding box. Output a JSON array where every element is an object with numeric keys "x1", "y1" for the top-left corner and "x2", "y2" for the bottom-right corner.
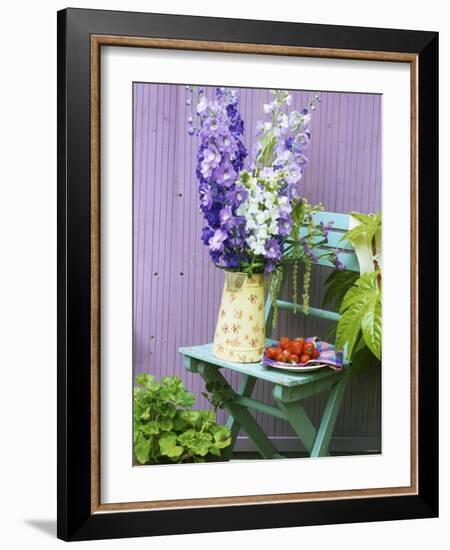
[
  {"x1": 179, "y1": 390, "x2": 196, "y2": 408},
  {"x1": 179, "y1": 410, "x2": 202, "y2": 427},
  {"x1": 340, "y1": 284, "x2": 365, "y2": 312},
  {"x1": 177, "y1": 428, "x2": 196, "y2": 446},
  {"x1": 134, "y1": 433, "x2": 152, "y2": 464},
  {"x1": 212, "y1": 425, "x2": 230, "y2": 439},
  {"x1": 133, "y1": 420, "x2": 140, "y2": 443},
  {"x1": 353, "y1": 331, "x2": 367, "y2": 355},
  {"x1": 133, "y1": 373, "x2": 232, "y2": 464},
  {"x1": 258, "y1": 132, "x2": 277, "y2": 166},
  {"x1": 355, "y1": 271, "x2": 378, "y2": 291},
  {"x1": 209, "y1": 446, "x2": 222, "y2": 457},
  {"x1": 210, "y1": 440, "x2": 232, "y2": 456},
  {"x1": 157, "y1": 417, "x2": 173, "y2": 432},
  {"x1": 322, "y1": 269, "x2": 359, "y2": 309},
  {"x1": 341, "y1": 223, "x2": 368, "y2": 245},
  {"x1": 239, "y1": 170, "x2": 251, "y2": 185},
  {"x1": 136, "y1": 373, "x2": 159, "y2": 391},
  {"x1": 157, "y1": 401, "x2": 177, "y2": 418},
  {"x1": 212, "y1": 426, "x2": 232, "y2": 448},
  {"x1": 178, "y1": 430, "x2": 213, "y2": 457},
  {"x1": 336, "y1": 307, "x2": 364, "y2": 357},
  {"x1": 139, "y1": 407, "x2": 151, "y2": 421},
  {"x1": 172, "y1": 411, "x2": 188, "y2": 431},
  {"x1": 351, "y1": 342, "x2": 380, "y2": 375},
  {"x1": 140, "y1": 420, "x2": 159, "y2": 436},
  {"x1": 336, "y1": 271, "x2": 381, "y2": 358},
  {"x1": 180, "y1": 409, "x2": 215, "y2": 429},
  {"x1": 361, "y1": 295, "x2": 382, "y2": 359},
  {"x1": 344, "y1": 211, "x2": 381, "y2": 253},
  {"x1": 159, "y1": 432, "x2": 184, "y2": 459},
  {"x1": 364, "y1": 219, "x2": 380, "y2": 252}
]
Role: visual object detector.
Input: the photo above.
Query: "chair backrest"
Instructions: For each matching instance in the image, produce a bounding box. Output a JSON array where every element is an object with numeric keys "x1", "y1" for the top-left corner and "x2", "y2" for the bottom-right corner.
[
  {"x1": 265, "y1": 211, "x2": 359, "y2": 329},
  {"x1": 298, "y1": 211, "x2": 359, "y2": 272}
]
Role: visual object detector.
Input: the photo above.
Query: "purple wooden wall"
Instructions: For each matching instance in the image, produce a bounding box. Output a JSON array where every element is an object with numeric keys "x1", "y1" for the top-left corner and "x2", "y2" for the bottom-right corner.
[{"x1": 133, "y1": 83, "x2": 381, "y2": 446}]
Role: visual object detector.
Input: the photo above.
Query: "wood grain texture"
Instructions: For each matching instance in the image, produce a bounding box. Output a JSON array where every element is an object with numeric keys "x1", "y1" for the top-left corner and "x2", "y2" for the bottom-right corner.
[{"x1": 92, "y1": 35, "x2": 417, "y2": 62}]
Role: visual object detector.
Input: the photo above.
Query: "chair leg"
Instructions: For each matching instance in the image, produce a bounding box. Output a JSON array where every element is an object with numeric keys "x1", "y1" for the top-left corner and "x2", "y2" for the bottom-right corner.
[
  {"x1": 197, "y1": 363, "x2": 281, "y2": 459},
  {"x1": 223, "y1": 375, "x2": 256, "y2": 459},
  {"x1": 310, "y1": 375, "x2": 348, "y2": 457},
  {"x1": 273, "y1": 385, "x2": 317, "y2": 454}
]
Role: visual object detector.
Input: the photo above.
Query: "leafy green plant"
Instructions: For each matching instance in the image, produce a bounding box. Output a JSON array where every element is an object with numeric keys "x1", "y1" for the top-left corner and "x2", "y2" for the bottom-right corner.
[
  {"x1": 336, "y1": 270, "x2": 382, "y2": 359},
  {"x1": 323, "y1": 211, "x2": 382, "y2": 363},
  {"x1": 134, "y1": 374, "x2": 232, "y2": 465},
  {"x1": 322, "y1": 269, "x2": 360, "y2": 312},
  {"x1": 343, "y1": 211, "x2": 381, "y2": 258}
]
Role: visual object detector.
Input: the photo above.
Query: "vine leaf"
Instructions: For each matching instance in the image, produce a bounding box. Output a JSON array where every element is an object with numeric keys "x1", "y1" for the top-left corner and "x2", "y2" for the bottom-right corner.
[
  {"x1": 322, "y1": 269, "x2": 359, "y2": 310},
  {"x1": 336, "y1": 271, "x2": 382, "y2": 359},
  {"x1": 361, "y1": 296, "x2": 382, "y2": 359},
  {"x1": 342, "y1": 211, "x2": 382, "y2": 252},
  {"x1": 336, "y1": 302, "x2": 365, "y2": 357}
]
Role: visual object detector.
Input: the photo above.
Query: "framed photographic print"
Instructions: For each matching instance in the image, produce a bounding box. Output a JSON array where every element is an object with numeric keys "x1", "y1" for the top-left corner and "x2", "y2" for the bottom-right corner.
[{"x1": 57, "y1": 8, "x2": 438, "y2": 541}]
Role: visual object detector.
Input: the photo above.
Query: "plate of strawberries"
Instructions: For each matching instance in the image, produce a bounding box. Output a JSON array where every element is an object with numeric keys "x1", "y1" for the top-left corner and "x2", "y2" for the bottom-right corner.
[{"x1": 262, "y1": 336, "x2": 330, "y2": 372}]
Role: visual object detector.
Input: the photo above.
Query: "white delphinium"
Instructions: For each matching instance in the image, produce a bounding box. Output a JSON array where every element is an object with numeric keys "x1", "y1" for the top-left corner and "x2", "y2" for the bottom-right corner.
[
  {"x1": 274, "y1": 112, "x2": 289, "y2": 137},
  {"x1": 236, "y1": 170, "x2": 281, "y2": 258}
]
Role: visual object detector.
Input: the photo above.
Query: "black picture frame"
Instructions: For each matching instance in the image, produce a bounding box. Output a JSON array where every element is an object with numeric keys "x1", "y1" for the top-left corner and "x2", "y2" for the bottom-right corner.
[{"x1": 57, "y1": 7, "x2": 438, "y2": 541}]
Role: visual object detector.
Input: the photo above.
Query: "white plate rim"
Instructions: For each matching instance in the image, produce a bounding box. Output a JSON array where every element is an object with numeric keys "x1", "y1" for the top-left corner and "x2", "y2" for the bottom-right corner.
[{"x1": 264, "y1": 362, "x2": 331, "y2": 372}]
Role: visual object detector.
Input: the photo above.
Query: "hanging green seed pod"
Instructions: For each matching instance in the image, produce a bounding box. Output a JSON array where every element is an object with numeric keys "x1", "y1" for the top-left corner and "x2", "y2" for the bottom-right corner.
[
  {"x1": 302, "y1": 261, "x2": 312, "y2": 315},
  {"x1": 269, "y1": 270, "x2": 283, "y2": 329},
  {"x1": 292, "y1": 261, "x2": 299, "y2": 314}
]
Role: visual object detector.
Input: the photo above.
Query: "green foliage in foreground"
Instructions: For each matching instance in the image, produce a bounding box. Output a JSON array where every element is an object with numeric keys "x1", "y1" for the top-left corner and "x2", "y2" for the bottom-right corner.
[
  {"x1": 323, "y1": 211, "x2": 382, "y2": 365},
  {"x1": 342, "y1": 211, "x2": 382, "y2": 253},
  {"x1": 134, "y1": 374, "x2": 232, "y2": 465},
  {"x1": 336, "y1": 271, "x2": 382, "y2": 360}
]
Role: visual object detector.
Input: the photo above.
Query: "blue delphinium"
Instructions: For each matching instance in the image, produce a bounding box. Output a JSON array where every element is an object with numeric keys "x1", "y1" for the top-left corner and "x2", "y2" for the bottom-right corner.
[
  {"x1": 188, "y1": 87, "x2": 249, "y2": 269},
  {"x1": 187, "y1": 86, "x2": 324, "y2": 275}
]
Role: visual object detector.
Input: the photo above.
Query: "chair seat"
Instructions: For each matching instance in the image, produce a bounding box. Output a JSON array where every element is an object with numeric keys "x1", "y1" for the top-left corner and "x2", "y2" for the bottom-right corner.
[{"x1": 179, "y1": 340, "x2": 347, "y2": 388}]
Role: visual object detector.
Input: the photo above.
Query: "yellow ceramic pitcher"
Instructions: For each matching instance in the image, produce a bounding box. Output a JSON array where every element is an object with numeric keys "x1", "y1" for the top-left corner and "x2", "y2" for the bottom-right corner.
[{"x1": 212, "y1": 271, "x2": 266, "y2": 363}]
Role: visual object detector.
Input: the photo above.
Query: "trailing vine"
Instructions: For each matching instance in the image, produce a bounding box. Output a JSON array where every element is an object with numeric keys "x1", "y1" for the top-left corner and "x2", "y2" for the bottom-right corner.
[{"x1": 267, "y1": 198, "x2": 340, "y2": 328}]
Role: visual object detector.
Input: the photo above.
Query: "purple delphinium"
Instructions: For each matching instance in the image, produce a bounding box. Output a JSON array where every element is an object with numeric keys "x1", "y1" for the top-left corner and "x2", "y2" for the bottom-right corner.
[
  {"x1": 188, "y1": 87, "x2": 249, "y2": 268},
  {"x1": 301, "y1": 239, "x2": 319, "y2": 263},
  {"x1": 219, "y1": 205, "x2": 235, "y2": 231},
  {"x1": 334, "y1": 248, "x2": 345, "y2": 271},
  {"x1": 201, "y1": 226, "x2": 214, "y2": 245},
  {"x1": 278, "y1": 216, "x2": 292, "y2": 236},
  {"x1": 265, "y1": 238, "x2": 282, "y2": 260},
  {"x1": 189, "y1": 86, "x2": 320, "y2": 275},
  {"x1": 208, "y1": 228, "x2": 228, "y2": 252},
  {"x1": 319, "y1": 220, "x2": 334, "y2": 243}
]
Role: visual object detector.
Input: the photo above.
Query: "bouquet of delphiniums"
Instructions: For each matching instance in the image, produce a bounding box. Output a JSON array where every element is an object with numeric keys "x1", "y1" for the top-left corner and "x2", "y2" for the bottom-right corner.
[{"x1": 187, "y1": 86, "x2": 342, "y2": 318}]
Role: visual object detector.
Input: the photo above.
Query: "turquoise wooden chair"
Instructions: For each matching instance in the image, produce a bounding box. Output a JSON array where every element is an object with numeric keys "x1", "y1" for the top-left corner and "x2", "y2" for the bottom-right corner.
[{"x1": 179, "y1": 211, "x2": 359, "y2": 459}]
